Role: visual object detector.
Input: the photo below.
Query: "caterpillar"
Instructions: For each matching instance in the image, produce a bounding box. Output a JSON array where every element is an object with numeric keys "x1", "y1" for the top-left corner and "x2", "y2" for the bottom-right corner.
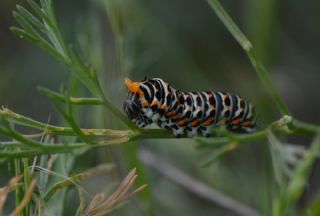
[{"x1": 123, "y1": 77, "x2": 257, "y2": 137}]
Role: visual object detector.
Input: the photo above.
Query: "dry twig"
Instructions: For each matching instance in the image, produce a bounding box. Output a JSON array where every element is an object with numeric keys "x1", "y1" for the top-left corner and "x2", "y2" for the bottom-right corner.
[
  {"x1": 87, "y1": 168, "x2": 147, "y2": 216},
  {"x1": 10, "y1": 179, "x2": 37, "y2": 216},
  {"x1": 0, "y1": 176, "x2": 23, "y2": 214}
]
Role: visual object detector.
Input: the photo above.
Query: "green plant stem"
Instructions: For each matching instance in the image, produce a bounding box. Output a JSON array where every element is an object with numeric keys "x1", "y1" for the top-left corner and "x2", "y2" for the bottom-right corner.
[
  {"x1": 2, "y1": 113, "x2": 320, "y2": 159},
  {"x1": 206, "y1": 0, "x2": 290, "y2": 116},
  {"x1": 288, "y1": 119, "x2": 319, "y2": 137},
  {"x1": 12, "y1": 0, "x2": 138, "y2": 131},
  {"x1": 0, "y1": 143, "x2": 88, "y2": 158},
  {"x1": 193, "y1": 116, "x2": 319, "y2": 149},
  {"x1": 0, "y1": 127, "x2": 47, "y2": 150},
  {"x1": 38, "y1": 87, "x2": 139, "y2": 131},
  {"x1": 14, "y1": 157, "x2": 23, "y2": 216},
  {"x1": 47, "y1": 90, "x2": 94, "y2": 144},
  {"x1": 37, "y1": 87, "x2": 103, "y2": 105},
  {"x1": 2, "y1": 109, "x2": 320, "y2": 143},
  {"x1": 23, "y1": 158, "x2": 31, "y2": 215},
  {"x1": 0, "y1": 107, "x2": 133, "y2": 138}
]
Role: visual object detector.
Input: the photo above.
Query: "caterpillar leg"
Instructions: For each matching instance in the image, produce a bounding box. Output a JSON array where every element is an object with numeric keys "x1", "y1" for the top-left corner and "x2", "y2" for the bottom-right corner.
[
  {"x1": 171, "y1": 125, "x2": 185, "y2": 137},
  {"x1": 241, "y1": 126, "x2": 257, "y2": 133},
  {"x1": 186, "y1": 127, "x2": 199, "y2": 137},
  {"x1": 197, "y1": 126, "x2": 211, "y2": 137},
  {"x1": 227, "y1": 122, "x2": 257, "y2": 133}
]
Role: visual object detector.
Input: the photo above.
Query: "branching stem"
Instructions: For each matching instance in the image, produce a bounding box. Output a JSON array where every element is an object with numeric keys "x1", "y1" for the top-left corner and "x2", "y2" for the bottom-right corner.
[{"x1": 1, "y1": 108, "x2": 320, "y2": 158}]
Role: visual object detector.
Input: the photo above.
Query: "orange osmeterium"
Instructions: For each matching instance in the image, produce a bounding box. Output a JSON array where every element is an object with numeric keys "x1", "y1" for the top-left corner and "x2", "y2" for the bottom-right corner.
[{"x1": 124, "y1": 78, "x2": 142, "y2": 95}]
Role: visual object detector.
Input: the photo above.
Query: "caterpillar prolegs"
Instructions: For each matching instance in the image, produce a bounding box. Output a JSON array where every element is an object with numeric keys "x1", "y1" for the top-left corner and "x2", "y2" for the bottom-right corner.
[{"x1": 123, "y1": 77, "x2": 257, "y2": 137}]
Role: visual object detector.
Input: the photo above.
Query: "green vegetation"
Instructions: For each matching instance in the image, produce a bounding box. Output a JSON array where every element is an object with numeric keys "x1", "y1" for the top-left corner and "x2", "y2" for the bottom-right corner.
[{"x1": 1, "y1": 0, "x2": 319, "y2": 215}]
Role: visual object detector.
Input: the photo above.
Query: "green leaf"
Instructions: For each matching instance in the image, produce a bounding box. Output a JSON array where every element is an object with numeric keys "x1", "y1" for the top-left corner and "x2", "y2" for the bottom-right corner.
[
  {"x1": 13, "y1": 10, "x2": 40, "y2": 38},
  {"x1": 67, "y1": 48, "x2": 102, "y2": 97},
  {"x1": 27, "y1": 0, "x2": 52, "y2": 27},
  {"x1": 10, "y1": 26, "x2": 38, "y2": 42},
  {"x1": 10, "y1": 26, "x2": 65, "y2": 63},
  {"x1": 16, "y1": 5, "x2": 47, "y2": 33},
  {"x1": 41, "y1": 0, "x2": 56, "y2": 24}
]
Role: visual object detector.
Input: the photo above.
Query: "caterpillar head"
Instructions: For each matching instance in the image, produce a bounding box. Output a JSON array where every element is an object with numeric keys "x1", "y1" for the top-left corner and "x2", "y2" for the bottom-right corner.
[{"x1": 123, "y1": 78, "x2": 150, "y2": 127}]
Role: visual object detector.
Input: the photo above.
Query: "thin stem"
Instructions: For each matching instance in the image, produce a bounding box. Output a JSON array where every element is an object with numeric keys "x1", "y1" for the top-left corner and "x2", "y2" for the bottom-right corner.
[
  {"x1": 23, "y1": 158, "x2": 31, "y2": 215},
  {"x1": 37, "y1": 87, "x2": 139, "y2": 130},
  {"x1": 206, "y1": 0, "x2": 290, "y2": 116},
  {"x1": 0, "y1": 144, "x2": 87, "y2": 158},
  {"x1": 0, "y1": 150, "x2": 64, "y2": 158},
  {"x1": 140, "y1": 149, "x2": 260, "y2": 216},
  {"x1": 1, "y1": 100, "x2": 319, "y2": 160},
  {"x1": 0, "y1": 107, "x2": 132, "y2": 138},
  {"x1": 288, "y1": 119, "x2": 319, "y2": 137},
  {"x1": 195, "y1": 129, "x2": 268, "y2": 149},
  {"x1": 14, "y1": 157, "x2": 23, "y2": 216},
  {"x1": 196, "y1": 116, "x2": 319, "y2": 148},
  {"x1": 2, "y1": 113, "x2": 320, "y2": 159},
  {"x1": 0, "y1": 127, "x2": 46, "y2": 150},
  {"x1": 247, "y1": 49, "x2": 290, "y2": 116},
  {"x1": 2, "y1": 107, "x2": 320, "y2": 144},
  {"x1": 37, "y1": 87, "x2": 103, "y2": 105}
]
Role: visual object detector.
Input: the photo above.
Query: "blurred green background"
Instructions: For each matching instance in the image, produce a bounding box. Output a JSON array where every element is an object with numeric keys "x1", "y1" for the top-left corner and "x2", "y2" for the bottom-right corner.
[{"x1": 1, "y1": 0, "x2": 320, "y2": 215}]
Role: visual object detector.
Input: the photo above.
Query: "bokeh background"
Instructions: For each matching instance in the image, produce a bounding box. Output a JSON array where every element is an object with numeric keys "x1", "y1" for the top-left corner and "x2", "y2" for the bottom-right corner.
[{"x1": 1, "y1": 0, "x2": 320, "y2": 215}]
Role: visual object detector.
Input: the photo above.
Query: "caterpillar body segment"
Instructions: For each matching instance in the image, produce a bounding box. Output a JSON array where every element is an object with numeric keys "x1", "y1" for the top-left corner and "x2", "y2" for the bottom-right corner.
[{"x1": 123, "y1": 78, "x2": 257, "y2": 137}]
